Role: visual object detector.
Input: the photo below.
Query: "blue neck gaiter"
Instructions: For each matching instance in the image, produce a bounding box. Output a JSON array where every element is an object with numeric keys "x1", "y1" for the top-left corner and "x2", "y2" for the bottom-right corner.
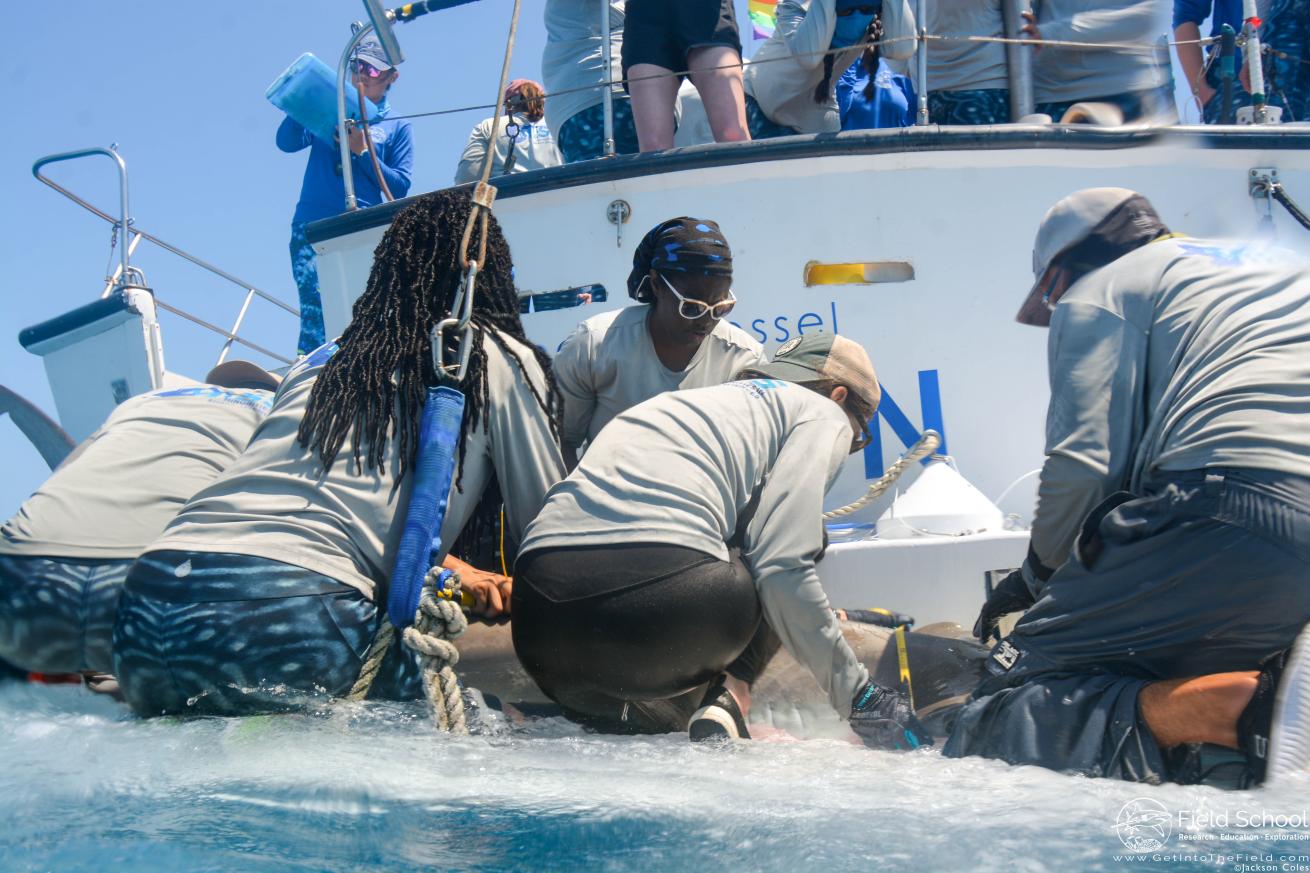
[{"x1": 831, "y1": 13, "x2": 875, "y2": 49}]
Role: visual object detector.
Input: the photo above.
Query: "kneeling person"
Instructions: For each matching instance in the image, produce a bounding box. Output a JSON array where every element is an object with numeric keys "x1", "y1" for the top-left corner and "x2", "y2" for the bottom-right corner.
[
  {"x1": 0, "y1": 362, "x2": 277, "y2": 675},
  {"x1": 513, "y1": 333, "x2": 929, "y2": 747}
]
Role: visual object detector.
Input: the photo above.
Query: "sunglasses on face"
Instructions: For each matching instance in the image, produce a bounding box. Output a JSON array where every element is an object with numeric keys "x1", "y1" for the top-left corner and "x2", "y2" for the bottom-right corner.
[
  {"x1": 659, "y1": 273, "x2": 737, "y2": 321},
  {"x1": 836, "y1": 5, "x2": 878, "y2": 16},
  {"x1": 354, "y1": 60, "x2": 388, "y2": 79}
]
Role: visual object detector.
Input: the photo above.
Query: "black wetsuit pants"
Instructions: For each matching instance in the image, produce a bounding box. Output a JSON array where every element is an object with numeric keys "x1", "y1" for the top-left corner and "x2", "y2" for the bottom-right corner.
[
  {"x1": 943, "y1": 468, "x2": 1310, "y2": 783},
  {"x1": 512, "y1": 543, "x2": 780, "y2": 734}
]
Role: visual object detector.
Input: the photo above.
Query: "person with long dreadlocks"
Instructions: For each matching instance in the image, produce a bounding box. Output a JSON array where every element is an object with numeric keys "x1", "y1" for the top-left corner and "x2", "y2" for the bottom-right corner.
[
  {"x1": 110, "y1": 190, "x2": 565, "y2": 717},
  {"x1": 552, "y1": 217, "x2": 764, "y2": 469},
  {"x1": 742, "y1": 0, "x2": 916, "y2": 138}
]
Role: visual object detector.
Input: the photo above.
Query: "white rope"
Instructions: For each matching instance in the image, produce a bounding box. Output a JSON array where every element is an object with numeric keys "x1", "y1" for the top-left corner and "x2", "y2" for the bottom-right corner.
[
  {"x1": 346, "y1": 568, "x2": 469, "y2": 733},
  {"x1": 823, "y1": 430, "x2": 941, "y2": 520}
]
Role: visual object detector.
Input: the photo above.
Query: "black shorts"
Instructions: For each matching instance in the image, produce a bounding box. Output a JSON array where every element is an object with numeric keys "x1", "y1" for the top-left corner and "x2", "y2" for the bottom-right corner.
[{"x1": 621, "y1": 0, "x2": 742, "y2": 83}]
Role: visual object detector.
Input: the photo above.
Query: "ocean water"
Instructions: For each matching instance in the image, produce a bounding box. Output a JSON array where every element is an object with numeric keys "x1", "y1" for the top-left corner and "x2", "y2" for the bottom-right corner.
[{"x1": 2, "y1": 682, "x2": 1308, "y2": 873}]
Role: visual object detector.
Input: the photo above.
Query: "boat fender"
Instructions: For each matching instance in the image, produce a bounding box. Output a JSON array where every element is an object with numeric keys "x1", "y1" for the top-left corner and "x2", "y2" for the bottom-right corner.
[{"x1": 387, "y1": 385, "x2": 466, "y2": 628}]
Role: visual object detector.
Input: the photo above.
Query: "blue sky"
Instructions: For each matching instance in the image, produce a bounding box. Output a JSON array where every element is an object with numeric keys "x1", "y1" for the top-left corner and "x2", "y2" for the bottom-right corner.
[{"x1": 1, "y1": 1, "x2": 1188, "y2": 517}]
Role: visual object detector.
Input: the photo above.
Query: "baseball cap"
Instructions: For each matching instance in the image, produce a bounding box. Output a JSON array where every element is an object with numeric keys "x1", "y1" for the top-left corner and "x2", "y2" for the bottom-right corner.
[
  {"x1": 353, "y1": 35, "x2": 393, "y2": 72},
  {"x1": 750, "y1": 333, "x2": 880, "y2": 413},
  {"x1": 1017, "y1": 187, "x2": 1140, "y2": 326},
  {"x1": 205, "y1": 360, "x2": 280, "y2": 392}
]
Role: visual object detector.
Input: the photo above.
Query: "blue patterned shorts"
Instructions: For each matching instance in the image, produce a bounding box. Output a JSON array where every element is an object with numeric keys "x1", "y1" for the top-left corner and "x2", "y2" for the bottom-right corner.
[
  {"x1": 1265, "y1": 0, "x2": 1310, "y2": 122},
  {"x1": 744, "y1": 93, "x2": 798, "y2": 140},
  {"x1": 928, "y1": 89, "x2": 1011, "y2": 125},
  {"x1": 113, "y1": 550, "x2": 421, "y2": 717},
  {"x1": 0, "y1": 554, "x2": 132, "y2": 674},
  {"x1": 557, "y1": 99, "x2": 641, "y2": 163},
  {"x1": 289, "y1": 222, "x2": 324, "y2": 357}
]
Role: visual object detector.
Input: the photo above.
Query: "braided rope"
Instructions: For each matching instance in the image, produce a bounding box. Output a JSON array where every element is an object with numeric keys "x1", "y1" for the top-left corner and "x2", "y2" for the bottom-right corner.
[
  {"x1": 346, "y1": 568, "x2": 469, "y2": 733},
  {"x1": 823, "y1": 430, "x2": 941, "y2": 520},
  {"x1": 405, "y1": 565, "x2": 469, "y2": 733}
]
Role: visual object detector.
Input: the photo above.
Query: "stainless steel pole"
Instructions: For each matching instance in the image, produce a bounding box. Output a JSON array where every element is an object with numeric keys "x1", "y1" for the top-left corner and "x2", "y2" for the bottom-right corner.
[
  {"x1": 915, "y1": 0, "x2": 929, "y2": 124},
  {"x1": 337, "y1": 25, "x2": 374, "y2": 211},
  {"x1": 601, "y1": 0, "x2": 616, "y2": 156},
  {"x1": 32, "y1": 147, "x2": 131, "y2": 286},
  {"x1": 1001, "y1": 0, "x2": 1035, "y2": 120}
]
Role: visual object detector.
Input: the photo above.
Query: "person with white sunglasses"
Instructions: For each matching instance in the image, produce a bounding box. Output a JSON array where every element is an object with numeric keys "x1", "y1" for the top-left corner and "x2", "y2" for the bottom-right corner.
[{"x1": 553, "y1": 216, "x2": 765, "y2": 468}]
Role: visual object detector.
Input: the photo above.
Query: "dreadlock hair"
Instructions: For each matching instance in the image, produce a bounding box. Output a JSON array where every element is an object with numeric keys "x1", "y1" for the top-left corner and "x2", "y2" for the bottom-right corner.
[
  {"x1": 297, "y1": 188, "x2": 562, "y2": 506},
  {"x1": 813, "y1": 16, "x2": 882, "y2": 104},
  {"x1": 860, "y1": 17, "x2": 885, "y2": 102}
]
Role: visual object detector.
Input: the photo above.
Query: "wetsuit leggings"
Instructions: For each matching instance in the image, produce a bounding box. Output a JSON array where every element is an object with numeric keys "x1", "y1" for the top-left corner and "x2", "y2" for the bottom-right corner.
[
  {"x1": 112, "y1": 550, "x2": 421, "y2": 717},
  {"x1": 512, "y1": 543, "x2": 780, "y2": 734},
  {"x1": 0, "y1": 554, "x2": 132, "y2": 674},
  {"x1": 944, "y1": 468, "x2": 1310, "y2": 784}
]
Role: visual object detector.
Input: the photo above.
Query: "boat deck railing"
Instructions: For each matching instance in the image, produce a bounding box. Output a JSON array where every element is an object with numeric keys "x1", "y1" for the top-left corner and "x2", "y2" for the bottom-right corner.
[{"x1": 33, "y1": 147, "x2": 299, "y2": 367}]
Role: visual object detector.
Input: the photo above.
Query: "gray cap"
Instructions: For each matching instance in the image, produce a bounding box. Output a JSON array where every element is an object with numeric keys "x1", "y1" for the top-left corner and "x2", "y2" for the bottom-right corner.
[
  {"x1": 205, "y1": 360, "x2": 280, "y2": 392},
  {"x1": 1018, "y1": 187, "x2": 1140, "y2": 326},
  {"x1": 748, "y1": 333, "x2": 880, "y2": 413},
  {"x1": 353, "y1": 35, "x2": 393, "y2": 71}
]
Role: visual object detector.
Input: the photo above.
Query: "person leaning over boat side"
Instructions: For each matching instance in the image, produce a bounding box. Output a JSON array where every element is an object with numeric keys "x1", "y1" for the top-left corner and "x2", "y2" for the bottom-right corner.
[
  {"x1": 945, "y1": 188, "x2": 1310, "y2": 787},
  {"x1": 276, "y1": 35, "x2": 414, "y2": 357},
  {"x1": 552, "y1": 217, "x2": 764, "y2": 469},
  {"x1": 0, "y1": 362, "x2": 278, "y2": 678},
  {"x1": 1173, "y1": 0, "x2": 1251, "y2": 122},
  {"x1": 513, "y1": 333, "x2": 931, "y2": 747},
  {"x1": 1022, "y1": 0, "x2": 1178, "y2": 123},
  {"x1": 742, "y1": 0, "x2": 916, "y2": 139},
  {"x1": 454, "y1": 80, "x2": 562, "y2": 184},
  {"x1": 621, "y1": 0, "x2": 751, "y2": 151},
  {"x1": 111, "y1": 191, "x2": 566, "y2": 718},
  {"x1": 924, "y1": 0, "x2": 1011, "y2": 125},
  {"x1": 543, "y1": 0, "x2": 646, "y2": 163}
]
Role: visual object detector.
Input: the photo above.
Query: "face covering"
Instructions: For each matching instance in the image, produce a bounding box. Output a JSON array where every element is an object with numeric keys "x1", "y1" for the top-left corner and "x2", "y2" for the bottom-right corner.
[{"x1": 831, "y1": 13, "x2": 875, "y2": 48}]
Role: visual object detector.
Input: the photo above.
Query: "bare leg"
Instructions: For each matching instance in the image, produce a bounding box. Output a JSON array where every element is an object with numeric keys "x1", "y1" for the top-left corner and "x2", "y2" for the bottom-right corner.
[
  {"x1": 1140, "y1": 671, "x2": 1259, "y2": 749},
  {"x1": 628, "y1": 63, "x2": 680, "y2": 151},
  {"x1": 687, "y1": 45, "x2": 751, "y2": 143},
  {"x1": 724, "y1": 673, "x2": 752, "y2": 719}
]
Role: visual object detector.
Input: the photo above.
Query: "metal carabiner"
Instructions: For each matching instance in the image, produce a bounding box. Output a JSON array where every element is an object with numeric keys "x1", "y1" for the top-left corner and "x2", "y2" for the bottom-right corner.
[{"x1": 430, "y1": 261, "x2": 479, "y2": 385}]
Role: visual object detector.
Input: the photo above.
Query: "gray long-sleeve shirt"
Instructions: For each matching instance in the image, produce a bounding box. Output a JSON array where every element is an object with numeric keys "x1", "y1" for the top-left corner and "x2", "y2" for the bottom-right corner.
[
  {"x1": 152, "y1": 329, "x2": 565, "y2": 600},
  {"x1": 927, "y1": 0, "x2": 1009, "y2": 93},
  {"x1": 520, "y1": 379, "x2": 869, "y2": 717},
  {"x1": 454, "y1": 115, "x2": 563, "y2": 184},
  {"x1": 0, "y1": 386, "x2": 271, "y2": 561},
  {"x1": 1031, "y1": 237, "x2": 1310, "y2": 571},
  {"x1": 1031, "y1": 0, "x2": 1171, "y2": 105},
  {"x1": 553, "y1": 304, "x2": 765, "y2": 449}
]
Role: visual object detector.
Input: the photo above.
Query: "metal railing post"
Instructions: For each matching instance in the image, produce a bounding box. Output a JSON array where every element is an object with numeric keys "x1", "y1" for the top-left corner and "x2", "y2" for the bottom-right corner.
[
  {"x1": 33, "y1": 147, "x2": 131, "y2": 286},
  {"x1": 601, "y1": 0, "x2": 616, "y2": 157},
  {"x1": 1243, "y1": 0, "x2": 1268, "y2": 123},
  {"x1": 217, "y1": 288, "x2": 259, "y2": 365},
  {"x1": 337, "y1": 24, "x2": 375, "y2": 211},
  {"x1": 915, "y1": 0, "x2": 929, "y2": 125},
  {"x1": 1001, "y1": 0, "x2": 1035, "y2": 120}
]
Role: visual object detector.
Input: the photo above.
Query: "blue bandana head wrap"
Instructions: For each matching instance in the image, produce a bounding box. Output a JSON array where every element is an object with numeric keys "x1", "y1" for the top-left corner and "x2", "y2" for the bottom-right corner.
[{"x1": 627, "y1": 217, "x2": 733, "y2": 302}]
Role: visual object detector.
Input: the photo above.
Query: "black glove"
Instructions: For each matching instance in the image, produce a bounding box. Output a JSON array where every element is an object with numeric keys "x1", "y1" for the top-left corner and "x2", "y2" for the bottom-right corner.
[
  {"x1": 849, "y1": 681, "x2": 934, "y2": 750},
  {"x1": 973, "y1": 567, "x2": 1036, "y2": 644}
]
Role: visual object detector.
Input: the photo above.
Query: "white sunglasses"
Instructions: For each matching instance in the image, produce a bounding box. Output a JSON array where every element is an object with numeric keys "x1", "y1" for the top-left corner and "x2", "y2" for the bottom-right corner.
[{"x1": 659, "y1": 273, "x2": 737, "y2": 321}]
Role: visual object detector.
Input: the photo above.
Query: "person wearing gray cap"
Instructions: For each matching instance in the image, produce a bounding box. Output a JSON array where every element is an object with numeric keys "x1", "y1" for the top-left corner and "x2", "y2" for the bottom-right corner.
[
  {"x1": 944, "y1": 187, "x2": 1310, "y2": 787},
  {"x1": 512, "y1": 333, "x2": 931, "y2": 749},
  {"x1": 0, "y1": 362, "x2": 278, "y2": 679},
  {"x1": 277, "y1": 33, "x2": 414, "y2": 356}
]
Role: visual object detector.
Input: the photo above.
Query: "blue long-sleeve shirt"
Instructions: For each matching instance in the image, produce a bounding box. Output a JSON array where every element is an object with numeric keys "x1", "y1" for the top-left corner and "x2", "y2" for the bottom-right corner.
[
  {"x1": 1172, "y1": 0, "x2": 1245, "y2": 70},
  {"x1": 277, "y1": 103, "x2": 413, "y2": 226}
]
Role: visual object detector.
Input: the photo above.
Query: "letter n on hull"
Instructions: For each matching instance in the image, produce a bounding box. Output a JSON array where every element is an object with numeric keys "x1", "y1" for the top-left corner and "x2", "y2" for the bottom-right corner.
[{"x1": 865, "y1": 370, "x2": 946, "y2": 478}]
